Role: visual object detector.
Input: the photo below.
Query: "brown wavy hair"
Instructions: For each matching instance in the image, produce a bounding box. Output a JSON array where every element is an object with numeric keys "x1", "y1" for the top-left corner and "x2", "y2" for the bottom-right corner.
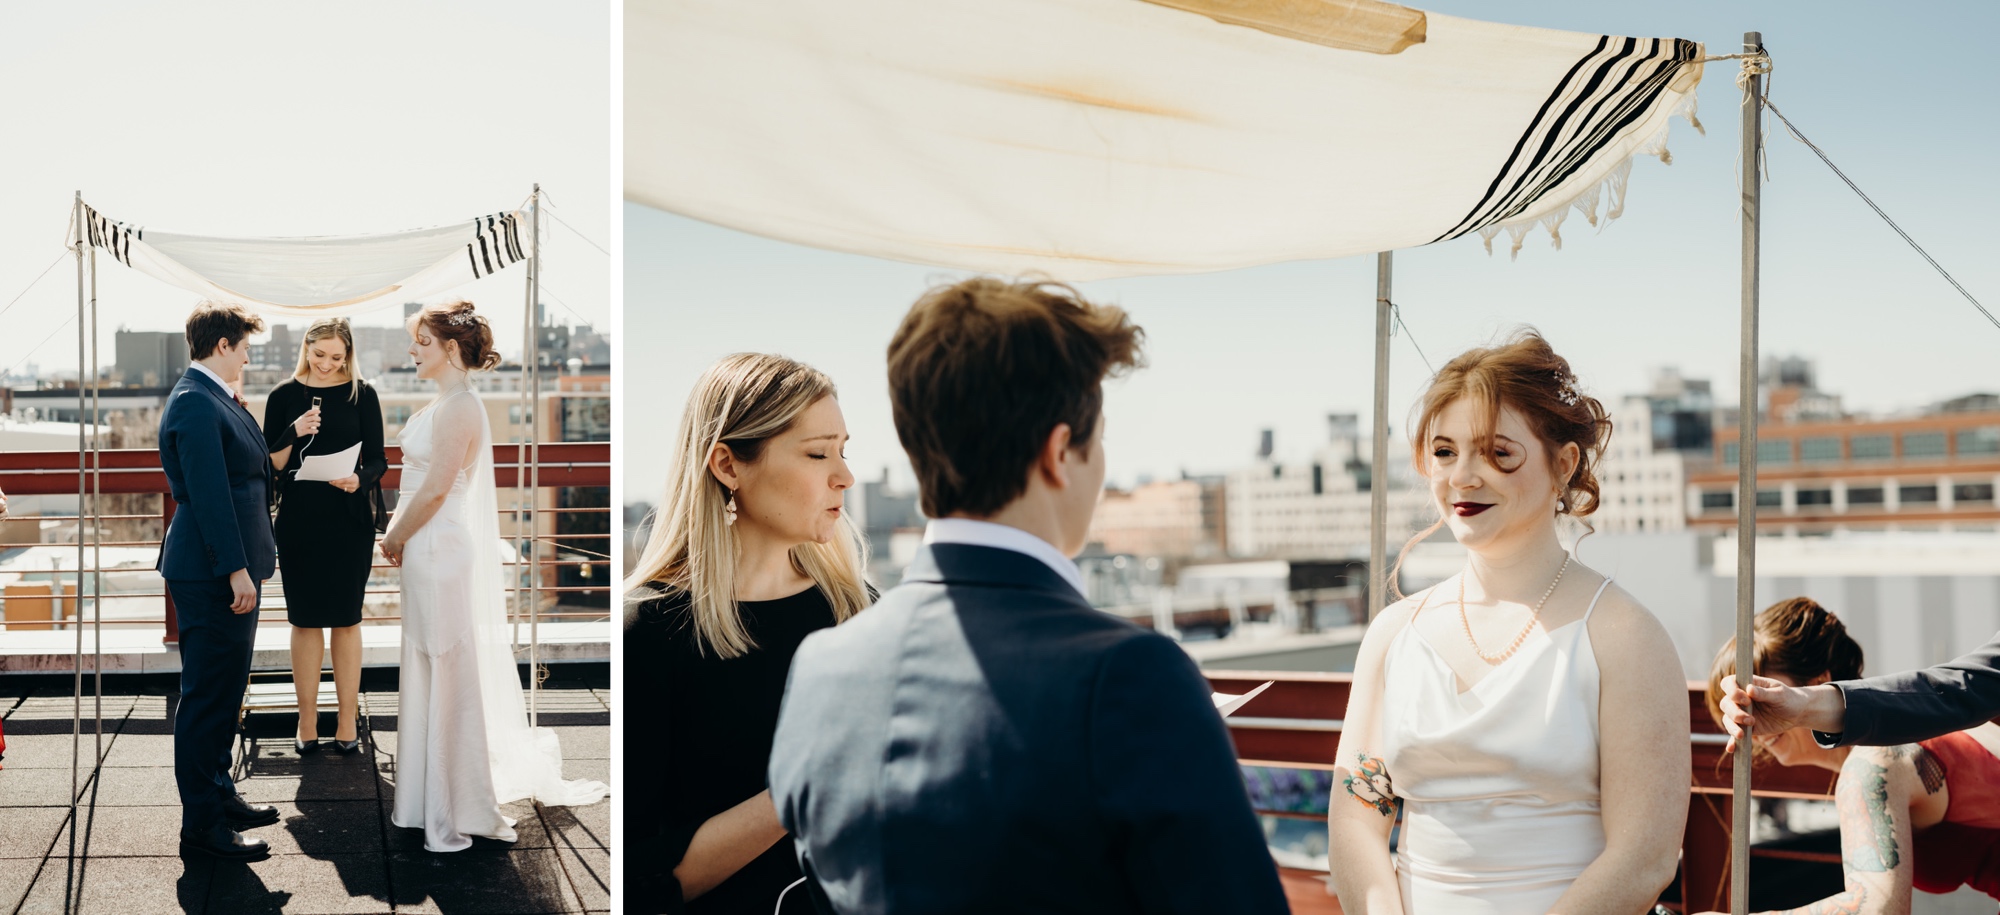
[
  {"x1": 1704, "y1": 597, "x2": 1865, "y2": 745},
  {"x1": 408, "y1": 300, "x2": 502, "y2": 371},
  {"x1": 1391, "y1": 329, "x2": 1611, "y2": 595},
  {"x1": 887, "y1": 277, "x2": 1145, "y2": 518}
]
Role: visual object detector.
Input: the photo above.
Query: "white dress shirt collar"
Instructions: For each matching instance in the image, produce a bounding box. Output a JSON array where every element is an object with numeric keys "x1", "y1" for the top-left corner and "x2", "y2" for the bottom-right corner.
[
  {"x1": 189, "y1": 362, "x2": 236, "y2": 399},
  {"x1": 922, "y1": 517, "x2": 1088, "y2": 598}
]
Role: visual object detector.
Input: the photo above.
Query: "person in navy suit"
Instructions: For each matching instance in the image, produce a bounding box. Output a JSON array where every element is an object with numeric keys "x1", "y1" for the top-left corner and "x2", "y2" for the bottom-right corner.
[
  {"x1": 158, "y1": 301, "x2": 283, "y2": 860},
  {"x1": 768, "y1": 278, "x2": 1289, "y2": 914}
]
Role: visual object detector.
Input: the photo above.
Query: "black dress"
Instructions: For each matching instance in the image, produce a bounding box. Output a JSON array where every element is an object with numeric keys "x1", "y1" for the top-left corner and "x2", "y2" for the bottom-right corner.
[
  {"x1": 264, "y1": 379, "x2": 387, "y2": 629},
  {"x1": 625, "y1": 584, "x2": 838, "y2": 915}
]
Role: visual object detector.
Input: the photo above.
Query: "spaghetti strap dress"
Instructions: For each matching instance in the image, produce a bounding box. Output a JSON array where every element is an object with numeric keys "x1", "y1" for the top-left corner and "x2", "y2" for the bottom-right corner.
[{"x1": 1379, "y1": 577, "x2": 1616, "y2": 915}]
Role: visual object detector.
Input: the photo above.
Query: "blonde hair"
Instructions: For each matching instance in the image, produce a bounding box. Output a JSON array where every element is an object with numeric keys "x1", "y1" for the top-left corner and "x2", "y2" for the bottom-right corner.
[
  {"x1": 292, "y1": 318, "x2": 361, "y2": 403},
  {"x1": 624, "y1": 353, "x2": 871, "y2": 657}
]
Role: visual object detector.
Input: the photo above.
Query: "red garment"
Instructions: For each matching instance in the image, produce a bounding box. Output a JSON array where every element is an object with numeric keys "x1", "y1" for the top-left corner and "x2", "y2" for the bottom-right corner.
[{"x1": 1911, "y1": 730, "x2": 2000, "y2": 901}]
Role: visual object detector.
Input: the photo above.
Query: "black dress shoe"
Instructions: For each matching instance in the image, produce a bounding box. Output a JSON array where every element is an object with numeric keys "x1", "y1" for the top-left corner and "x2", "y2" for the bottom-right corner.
[
  {"x1": 180, "y1": 826, "x2": 271, "y2": 861},
  {"x1": 332, "y1": 738, "x2": 361, "y2": 754},
  {"x1": 295, "y1": 738, "x2": 322, "y2": 754},
  {"x1": 221, "y1": 793, "x2": 280, "y2": 828}
]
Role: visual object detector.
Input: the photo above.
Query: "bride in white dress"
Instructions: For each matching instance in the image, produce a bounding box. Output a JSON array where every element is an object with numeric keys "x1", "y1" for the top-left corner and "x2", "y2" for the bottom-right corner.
[
  {"x1": 381, "y1": 301, "x2": 609, "y2": 853},
  {"x1": 1329, "y1": 332, "x2": 1688, "y2": 915}
]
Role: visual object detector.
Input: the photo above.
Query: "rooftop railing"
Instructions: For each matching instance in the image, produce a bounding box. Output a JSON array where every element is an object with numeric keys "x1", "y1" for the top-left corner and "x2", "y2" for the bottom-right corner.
[
  {"x1": 1204, "y1": 671, "x2": 1836, "y2": 914},
  {"x1": 0, "y1": 443, "x2": 610, "y2": 643}
]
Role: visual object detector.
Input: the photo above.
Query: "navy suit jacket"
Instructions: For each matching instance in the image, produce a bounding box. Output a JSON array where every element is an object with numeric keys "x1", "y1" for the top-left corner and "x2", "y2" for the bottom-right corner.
[
  {"x1": 156, "y1": 368, "x2": 277, "y2": 582},
  {"x1": 769, "y1": 543, "x2": 1287, "y2": 915},
  {"x1": 1829, "y1": 636, "x2": 2000, "y2": 746}
]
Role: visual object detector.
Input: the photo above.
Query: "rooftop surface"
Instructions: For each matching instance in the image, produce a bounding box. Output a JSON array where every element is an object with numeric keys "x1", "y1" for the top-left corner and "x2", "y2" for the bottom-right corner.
[{"x1": 0, "y1": 674, "x2": 610, "y2": 914}]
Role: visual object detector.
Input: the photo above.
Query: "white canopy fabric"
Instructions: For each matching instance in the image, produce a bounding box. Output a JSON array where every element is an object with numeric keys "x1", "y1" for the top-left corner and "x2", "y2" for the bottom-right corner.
[
  {"x1": 628, "y1": 0, "x2": 1705, "y2": 279},
  {"x1": 82, "y1": 206, "x2": 530, "y2": 317}
]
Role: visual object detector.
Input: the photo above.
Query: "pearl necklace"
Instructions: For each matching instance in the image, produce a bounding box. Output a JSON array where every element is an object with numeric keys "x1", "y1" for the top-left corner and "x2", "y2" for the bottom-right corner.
[{"x1": 1458, "y1": 554, "x2": 1570, "y2": 665}]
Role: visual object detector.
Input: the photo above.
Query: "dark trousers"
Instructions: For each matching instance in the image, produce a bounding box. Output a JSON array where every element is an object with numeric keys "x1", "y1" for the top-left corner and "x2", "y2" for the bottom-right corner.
[{"x1": 168, "y1": 576, "x2": 261, "y2": 833}]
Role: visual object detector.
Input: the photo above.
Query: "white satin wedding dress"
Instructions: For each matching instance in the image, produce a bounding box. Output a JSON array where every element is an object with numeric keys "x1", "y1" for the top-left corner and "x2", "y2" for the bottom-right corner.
[
  {"x1": 392, "y1": 390, "x2": 609, "y2": 852},
  {"x1": 1378, "y1": 578, "x2": 1615, "y2": 914}
]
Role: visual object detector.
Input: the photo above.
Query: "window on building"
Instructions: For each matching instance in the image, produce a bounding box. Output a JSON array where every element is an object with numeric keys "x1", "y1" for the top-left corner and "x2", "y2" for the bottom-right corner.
[
  {"x1": 1755, "y1": 490, "x2": 1782, "y2": 508},
  {"x1": 1903, "y1": 432, "x2": 1948, "y2": 459},
  {"x1": 1757, "y1": 439, "x2": 1792, "y2": 465},
  {"x1": 1700, "y1": 491, "x2": 1734, "y2": 511},
  {"x1": 1847, "y1": 487, "x2": 1885, "y2": 506},
  {"x1": 1795, "y1": 489, "x2": 1833, "y2": 507},
  {"x1": 1800, "y1": 437, "x2": 1842, "y2": 463},
  {"x1": 560, "y1": 396, "x2": 611, "y2": 443},
  {"x1": 384, "y1": 405, "x2": 412, "y2": 425},
  {"x1": 1900, "y1": 485, "x2": 1939, "y2": 504},
  {"x1": 1723, "y1": 442, "x2": 1739, "y2": 465},
  {"x1": 1955, "y1": 483, "x2": 1996, "y2": 504},
  {"x1": 1850, "y1": 435, "x2": 1893, "y2": 461},
  {"x1": 1958, "y1": 426, "x2": 2000, "y2": 457}
]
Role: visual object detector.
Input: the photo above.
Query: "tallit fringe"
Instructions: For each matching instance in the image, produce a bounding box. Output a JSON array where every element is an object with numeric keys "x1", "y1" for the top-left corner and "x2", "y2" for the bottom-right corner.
[{"x1": 1479, "y1": 91, "x2": 1703, "y2": 259}]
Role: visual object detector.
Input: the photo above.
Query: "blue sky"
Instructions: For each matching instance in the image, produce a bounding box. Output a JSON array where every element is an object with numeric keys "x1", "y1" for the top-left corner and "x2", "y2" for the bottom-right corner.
[
  {"x1": 634, "y1": 1, "x2": 2000, "y2": 501},
  {"x1": 0, "y1": 2, "x2": 612, "y2": 379}
]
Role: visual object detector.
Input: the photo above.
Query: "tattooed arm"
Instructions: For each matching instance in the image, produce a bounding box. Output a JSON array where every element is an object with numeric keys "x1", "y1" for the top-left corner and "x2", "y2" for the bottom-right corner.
[
  {"x1": 1327, "y1": 595, "x2": 1421, "y2": 915},
  {"x1": 1759, "y1": 745, "x2": 1922, "y2": 915}
]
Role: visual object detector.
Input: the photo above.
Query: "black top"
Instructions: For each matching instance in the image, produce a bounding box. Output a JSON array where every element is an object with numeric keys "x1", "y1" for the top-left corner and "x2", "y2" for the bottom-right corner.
[
  {"x1": 263, "y1": 378, "x2": 388, "y2": 529},
  {"x1": 625, "y1": 583, "x2": 839, "y2": 915}
]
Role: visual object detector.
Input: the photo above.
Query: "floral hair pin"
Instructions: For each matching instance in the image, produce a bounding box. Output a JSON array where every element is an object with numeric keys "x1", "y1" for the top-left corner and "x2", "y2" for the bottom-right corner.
[
  {"x1": 447, "y1": 310, "x2": 478, "y2": 326},
  {"x1": 1554, "y1": 372, "x2": 1581, "y2": 407}
]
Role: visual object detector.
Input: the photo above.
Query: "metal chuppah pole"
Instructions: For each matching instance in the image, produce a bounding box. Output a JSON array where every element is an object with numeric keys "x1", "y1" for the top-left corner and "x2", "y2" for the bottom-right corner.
[
  {"x1": 1369, "y1": 252, "x2": 1392, "y2": 620},
  {"x1": 525, "y1": 185, "x2": 543, "y2": 726},
  {"x1": 1731, "y1": 31, "x2": 1766, "y2": 915},
  {"x1": 89, "y1": 220, "x2": 104, "y2": 770},
  {"x1": 68, "y1": 191, "x2": 85, "y2": 882}
]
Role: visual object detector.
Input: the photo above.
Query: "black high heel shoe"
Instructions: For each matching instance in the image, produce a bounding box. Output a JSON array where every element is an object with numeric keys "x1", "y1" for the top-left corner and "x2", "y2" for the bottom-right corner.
[
  {"x1": 332, "y1": 737, "x2": 361, "y2": 754},
  {"x1": 295, "y1": 737, "x2": 323, "y2": 754}
]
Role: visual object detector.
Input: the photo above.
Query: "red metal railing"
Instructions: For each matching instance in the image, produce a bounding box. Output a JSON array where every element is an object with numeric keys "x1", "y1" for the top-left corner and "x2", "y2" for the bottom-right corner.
[
  {"x1": 1204, "y1": 671, "x2": 1835, "y2": 915},
  {"x1": 0, "y1": 444, "x2": 611, "y2": 642}
]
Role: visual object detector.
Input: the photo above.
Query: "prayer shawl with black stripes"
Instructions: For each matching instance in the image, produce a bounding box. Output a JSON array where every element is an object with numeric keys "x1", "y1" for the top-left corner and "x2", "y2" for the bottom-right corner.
[
  {"x1": 82, "y1": 207, "x2": 528, "y2": 317},
  {"x1": 628, "y1": 0, "x2": 1704, "y2": 278}
]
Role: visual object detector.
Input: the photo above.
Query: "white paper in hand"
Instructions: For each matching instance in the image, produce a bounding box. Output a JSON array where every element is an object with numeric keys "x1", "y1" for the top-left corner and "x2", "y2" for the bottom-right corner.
[
  {"x1": 295, "y1": 442, "x2": 361, "y2": 482},
  {"x1": 1212, "y1": 680, "x2": 1275, "y2": 718}
]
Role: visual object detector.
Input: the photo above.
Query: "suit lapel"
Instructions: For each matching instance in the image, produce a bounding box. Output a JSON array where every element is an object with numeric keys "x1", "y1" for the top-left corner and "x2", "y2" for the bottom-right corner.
[{"x1": 184, "y1": 368, "x2": 262, "y2": 443}]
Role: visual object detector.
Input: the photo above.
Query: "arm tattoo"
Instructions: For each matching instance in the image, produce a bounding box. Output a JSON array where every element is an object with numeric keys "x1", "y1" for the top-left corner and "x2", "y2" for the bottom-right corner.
[
  {"x1": 1885, "y1": 743, "x2": 1945, "y2": 794},
  {"x1": 1838, "y1": 757, "x2": 1900, "y2": 872},
  {"x1": 1339, "y1": 753, "x2": 1399, "y2": 817},
  {"x1": 1910, "y1": 747, "x2": 1945, "y2": 795}
]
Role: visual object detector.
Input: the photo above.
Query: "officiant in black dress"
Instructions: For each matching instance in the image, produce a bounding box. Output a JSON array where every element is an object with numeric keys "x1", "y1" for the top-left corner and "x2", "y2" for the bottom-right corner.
[{"x1": 263, "y1": 318, "x2": 387, "y2": 755}]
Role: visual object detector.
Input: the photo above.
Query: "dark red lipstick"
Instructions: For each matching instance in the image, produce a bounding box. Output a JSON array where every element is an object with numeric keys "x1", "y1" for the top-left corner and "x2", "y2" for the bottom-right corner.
[{"x1": 1453, "y1": 501, "x2": 1493, "y2": 517}]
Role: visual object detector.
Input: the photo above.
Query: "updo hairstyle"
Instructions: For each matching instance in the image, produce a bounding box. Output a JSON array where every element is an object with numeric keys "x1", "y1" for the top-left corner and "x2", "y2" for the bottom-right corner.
[
  {"x1": 409, "y1": 300, "x2": 502, "y2": 371},
  {"x1": 1704, "y1": 597, "x2": 1865, "y2": 755},
  {"x1": 1390, "y1": 330, "x2": 1611, "y2": 597}
]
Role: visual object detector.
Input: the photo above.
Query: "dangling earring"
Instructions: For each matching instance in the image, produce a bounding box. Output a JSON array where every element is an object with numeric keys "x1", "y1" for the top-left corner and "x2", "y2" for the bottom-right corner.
[{"x1": 724, "y1": 491, "x2": 738, "y2": 526}]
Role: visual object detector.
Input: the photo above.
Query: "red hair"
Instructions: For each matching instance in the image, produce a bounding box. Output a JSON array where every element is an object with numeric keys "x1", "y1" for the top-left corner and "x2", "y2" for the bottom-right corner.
[{"x1": 1391, "y1": 329, "x2": 1611, "y2": 596}]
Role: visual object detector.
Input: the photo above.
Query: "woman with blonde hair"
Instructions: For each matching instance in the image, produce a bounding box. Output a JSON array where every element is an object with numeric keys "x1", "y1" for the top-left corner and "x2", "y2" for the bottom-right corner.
[
  {"x1": 624, "y1": 352, "x2": 870, "y2": 914},
  {"x1": 264, "y1": 317, "x2": 386, "y2": 754},
  {"x1": 1328, "y1": 330, "x2": 1689, "y2": 914}
]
